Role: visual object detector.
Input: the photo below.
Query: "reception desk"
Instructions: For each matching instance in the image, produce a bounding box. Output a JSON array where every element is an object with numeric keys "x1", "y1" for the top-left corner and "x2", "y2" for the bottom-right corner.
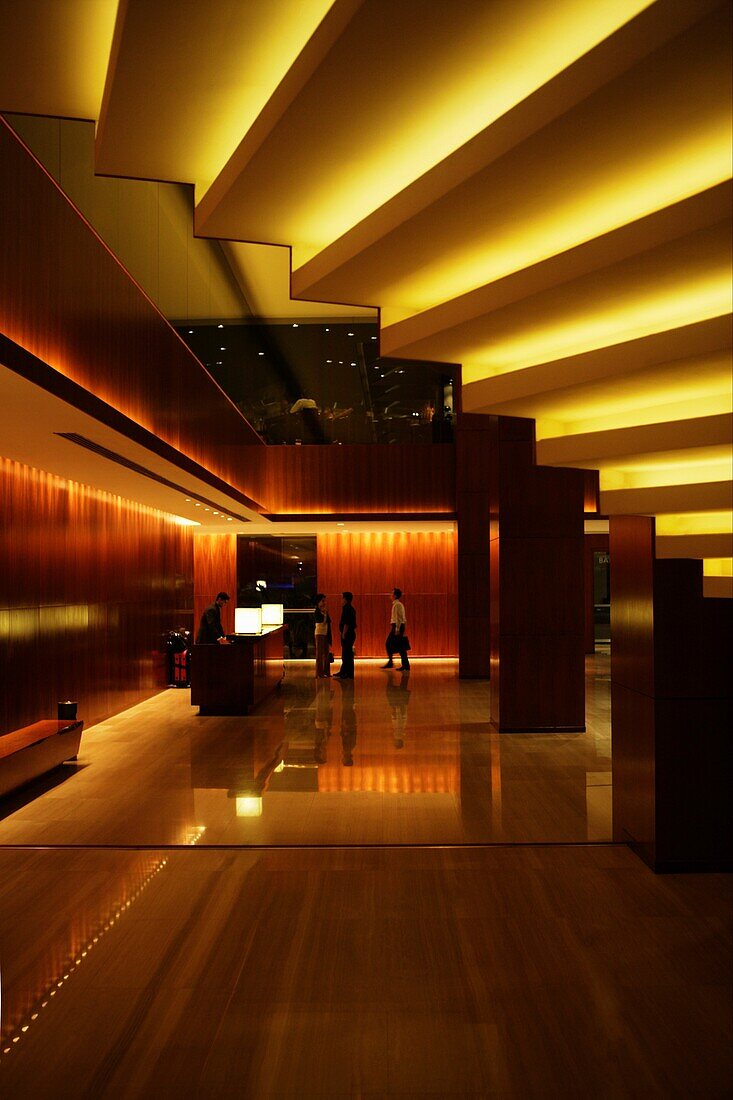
[{"x1": 191, "y1": 627, "x2": 284, "y2": 715}]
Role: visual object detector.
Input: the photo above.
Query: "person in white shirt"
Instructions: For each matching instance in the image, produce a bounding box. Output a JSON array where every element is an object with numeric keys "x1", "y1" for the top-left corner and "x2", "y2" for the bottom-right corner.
[{"x1": 382, "y1": 588, "x2": 410, "y2": 670}]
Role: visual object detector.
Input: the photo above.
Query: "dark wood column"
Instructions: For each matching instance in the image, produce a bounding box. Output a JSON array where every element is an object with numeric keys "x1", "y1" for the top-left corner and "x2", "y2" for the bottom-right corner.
[
  {"x1": 456, "y1": 414, "x2": 493, "y2": 678},
  {"x1": 489, "y1": 416, "x2": 586, "y2": 731},
  {"x1": 610, "y1": 515, "x2": 732, "y2": 872}
]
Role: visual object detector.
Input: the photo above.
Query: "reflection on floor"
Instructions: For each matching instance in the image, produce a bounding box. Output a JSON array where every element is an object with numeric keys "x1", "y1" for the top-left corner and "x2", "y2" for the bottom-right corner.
[
  {"x1": 0, "y1": 658, "x2": 611, "y2": 847},
  {"x1": 1, "y1": 846, "x2": 730, "y2": 1096},
  {"x1": 2, "y1": 656, "x2": 729, "y2": 1095}
]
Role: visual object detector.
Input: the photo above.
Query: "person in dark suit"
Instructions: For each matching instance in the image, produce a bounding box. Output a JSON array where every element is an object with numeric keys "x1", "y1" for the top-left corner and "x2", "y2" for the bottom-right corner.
[
  {"x1": 333, "y1": 591, "x2": 357, "y2": 679},
  {"x1": 195, "y1": 591, "x2": 231, "y2": 644}
]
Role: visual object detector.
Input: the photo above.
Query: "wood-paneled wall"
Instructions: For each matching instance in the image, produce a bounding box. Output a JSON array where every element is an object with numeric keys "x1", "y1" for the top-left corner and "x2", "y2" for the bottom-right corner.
[
  {"x1": 455, "y1": 415, "x2": 493, "y2": 677},
  {"x1": 317, "y1": 531, "x2": 457, "y2": 657},
  {"x1": 0, "y1": 458, "x2": 193, "y2": 737},
  {"x1": 193, "y1": 534, "x2": 237, "y2": 638},
  {"x1": 489, "y1": 416, "x2": 586, "y2": 731},
  {"x1": 610, "y1": 515, "x2": 732, "y2": 871},
  {"x1": 0, "y1": 117, "x2": 263, "y2": 503},
  {"x1": 253, "y1": 445, "x2": 455, "y2": 515}
]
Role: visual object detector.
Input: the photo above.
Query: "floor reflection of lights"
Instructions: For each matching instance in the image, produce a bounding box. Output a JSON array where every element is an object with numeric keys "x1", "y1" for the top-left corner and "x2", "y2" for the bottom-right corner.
[{"x1": 0, "y1": 856, "x2": 168, "y2": 1060}]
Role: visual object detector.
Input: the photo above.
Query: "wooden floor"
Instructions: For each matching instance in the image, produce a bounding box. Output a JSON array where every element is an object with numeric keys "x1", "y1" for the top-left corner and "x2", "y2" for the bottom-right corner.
[
  {"x1": 0, "y1": 845, "x2": 730, "y2": 1097},
  {"x1": 1, "y1": 657, "x2": 731, "y2": 1096},
  {"x1": 0, "y1": 657, "x2": 611, "y2": 846}
]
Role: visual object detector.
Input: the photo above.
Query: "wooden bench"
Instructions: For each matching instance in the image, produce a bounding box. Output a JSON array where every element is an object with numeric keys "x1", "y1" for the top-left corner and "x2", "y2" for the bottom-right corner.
[{"x1": 0, "y1": 720, "x2": 84, "y2": 800}]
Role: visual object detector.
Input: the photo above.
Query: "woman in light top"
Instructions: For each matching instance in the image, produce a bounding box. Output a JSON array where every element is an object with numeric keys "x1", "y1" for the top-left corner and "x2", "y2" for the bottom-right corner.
[{"x1": 314, "y1": 593, "x2": 333, "y2": 678}]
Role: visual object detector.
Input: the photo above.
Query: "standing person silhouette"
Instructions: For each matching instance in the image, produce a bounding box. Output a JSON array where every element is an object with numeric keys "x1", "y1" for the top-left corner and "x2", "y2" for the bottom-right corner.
[
  {"x1": 382, "y1": 588, "x2": 410, "y2": 670},
  {"x1": 195, "y1": 592, "x2": 231, "y2": 645},
  {"x1": 333, "y1": 591, "x2": 357, "y2": 679},
  {"x1": 314, "y1": 593, "x2": 333, "y2": 678}
]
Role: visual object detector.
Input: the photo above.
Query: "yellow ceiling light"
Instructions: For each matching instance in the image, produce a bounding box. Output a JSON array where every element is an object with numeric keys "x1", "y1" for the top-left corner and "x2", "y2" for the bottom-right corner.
[
  {"x1": 536, "y1": 392, "x2": 733, "y2": 440},
  {"x1": 199, "y1": 0, "x2": 660, "y2": 257},
  {"x1": 462, "y1": 264, "x2": 732, "y2": 385},
  {"x1": 375, "y1": 107, "x2": 731, "y2": 326},
  {"x1": 0, "y1": 0, "x2": 118, "y2": 119},
  {"x1": 285, "y1": 0, "x2": 654, "y2": 264},
  {"x1": 593, "y1": 446, "x2": 733, "y2": 491},
  {"x1": 703, "y1": 558, "x2": 733, "y2": 576},
  {"x1": 96, "y1": 0, "x2": 335, "y2": 192},
  {"x1": 525, "y1": 350, "x2": 733, "y2": 438},
  {"x1": 655, "y1": 511, "x2": 733, "y2": 537}
]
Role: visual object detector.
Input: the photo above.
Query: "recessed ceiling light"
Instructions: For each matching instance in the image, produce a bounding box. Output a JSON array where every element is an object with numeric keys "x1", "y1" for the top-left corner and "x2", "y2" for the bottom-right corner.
[
  {"x1": 194, "y1": 503, "x2": 201, "y2": 507},
  {"x1": 347, "y1": 332, "x2": 354, "y2": 336},
  {"x1": 220, "y1": 347, "x2": 226, "y2": 351},
  {"x1": 213, "y1": 511, "x2": 219, "y2": 515},
  {"x1": 258, "y1": 351, "x2": 265, "y2": 356},
  {"x1": 326, "y1": 359, "x2": 332, "y2": 364},
  {"x1": 185, "y1": 497, "x2": 191, "y2": 501},
  {"x1": 371, "y1": 336, "x2": 377, "y2": 340},
  {"x1": 325, "y1": 327, "x2": 330, "y2": 332},
  {"x1": 226, "y1": 517, "x2": 233, "y2": 521},
  {"x1": 350, "y1": 361, "x2": 356, "y2": 366},
  {"x1": 188, "y1": 329, "x2": 193, "y2": 334},
  {"x1": 338, "y1": 360, "x2": 343, "y2": 364},
  {"x1": 217, "y1": 324, "x2": 224, "y2": 328},
  {"x1": 292, "y1": 323, "x2": 299, "y2": 328},
  {"x1": 337, "y1": 522, "x2": 345, "y2": 526}
]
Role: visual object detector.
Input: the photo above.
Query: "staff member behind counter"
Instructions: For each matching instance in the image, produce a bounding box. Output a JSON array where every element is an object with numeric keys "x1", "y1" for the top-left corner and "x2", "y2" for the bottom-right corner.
[{"x1": 196, "y1": 592, "x2": 231, "y2": 645}]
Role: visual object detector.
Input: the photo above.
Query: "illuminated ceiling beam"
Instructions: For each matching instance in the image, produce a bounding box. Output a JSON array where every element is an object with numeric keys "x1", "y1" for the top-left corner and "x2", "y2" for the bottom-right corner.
[
  {"x1": 602, "y1": 482, "x2": 733, "y2": 516},
  {"x1": 0, "y1": 0, "x2": 118, "y2": 120},
  {"x1": 378, "y1": 183, "x2": 732, "y2": 360},
  {"x1": 95, "y1": 0, "x2": 350, "y2": 192},
  {"x1": 656, "y1": 533, "x2": 733, "y2": 558},
  {"x1": 462, "y1": 315, "x2": 731, "y2": 412},
  {"x1": 482, "y1": 351, "x2": 732, "y2": 437},
  {"x1": 291, "y1": 0, "x2": 717, "y2": 302},
  {"x1": 537, "y1": 413, "x2": 733, "y2": 466},
  {"x1": 294, "y1": 5, "x2": 731, "y2": 325},
  {"x1": 195, "y1": 0, "x2": 673, "y2": 255},
  {"x1": 386, "y1": 221, "x2": 732, "y2": 387}
]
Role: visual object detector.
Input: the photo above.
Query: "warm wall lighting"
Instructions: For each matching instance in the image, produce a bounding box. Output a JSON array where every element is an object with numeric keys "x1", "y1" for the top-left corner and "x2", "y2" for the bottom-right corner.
[
  {"x1": 173, "y1": 516, "x2": 200, "y2": 526},
  {"x1": 703, "y1": 558, "x2": 733, "y2": 576},
  {"x1": 234, "y1": 607, "x2": 262, "y2": 634},
  {"x1": 235, "y1": 796, "x2": 263, "y2": 817},
  {"x1": 656, "y1": 511, "x2": 733, "y2": 537},
  {"x1": 261, "y1": 603, "x2": 284, "y2": 626}
]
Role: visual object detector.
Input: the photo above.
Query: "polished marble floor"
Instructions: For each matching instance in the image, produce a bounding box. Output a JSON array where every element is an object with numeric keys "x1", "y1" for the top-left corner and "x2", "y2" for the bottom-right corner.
[
  {"x1": 0, "y1": 844, "x2": 730, "y2": 1097},
  {"x1": 0, "y1": 657, "x2": 611, "y2": 847},
  {"x1": 1, "y1": 657, "x2": 731, "y2": 1096}
]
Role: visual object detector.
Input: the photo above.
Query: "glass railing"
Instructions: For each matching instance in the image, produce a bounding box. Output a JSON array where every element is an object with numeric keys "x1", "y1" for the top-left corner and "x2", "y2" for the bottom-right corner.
[{"x1": 177, "y1": 321, "x2": 456, "y2": 444}]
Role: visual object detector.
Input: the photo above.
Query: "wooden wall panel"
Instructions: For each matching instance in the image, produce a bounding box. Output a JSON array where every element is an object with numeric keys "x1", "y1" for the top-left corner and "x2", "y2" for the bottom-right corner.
[
  {"x1": 0, "y1": 458, "x2": 193, "y2": 737},
  {"x1": 610, "y1": 515, "x2": 733, "y2": 871},
  {"x1": 489, "y1": 416, "x2": 586, "y2": 731},
  {"x1": 455, "y1": 415, "x2": 493, "y2": 678},
  {"x1": 0, "y1": 118, "x2": 263, "y2": 505},
  {"x1": 253, "y1": 445, "x2": 455, "y2": 515},
  {"x1": 317, "y1": 531, "x2": 457, "y2": 657},
  {"x1": 193, "y1": 535, "x2": 237, "y2": 638}
]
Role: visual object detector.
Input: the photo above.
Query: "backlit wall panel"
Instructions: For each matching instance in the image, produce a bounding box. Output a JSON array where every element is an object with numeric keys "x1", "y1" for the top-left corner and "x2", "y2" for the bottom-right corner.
[
  {"x1": 0, "y1": 457, "x2": 193, "y2": 736},
  {"x1": 317, "y1": 531, "x2": 457, "y2": 657},
  {"x1": 193, "y1": 533, "x2": 237, "y2": 638},
  {"x1": 0, "y1": 118, "x2": 263, "y2": 505}
]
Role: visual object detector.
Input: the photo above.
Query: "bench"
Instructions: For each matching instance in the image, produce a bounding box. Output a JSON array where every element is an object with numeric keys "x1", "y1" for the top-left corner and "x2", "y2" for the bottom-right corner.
[{"x1": 0, "y1": 720, "x2": 84, "y2": 800}]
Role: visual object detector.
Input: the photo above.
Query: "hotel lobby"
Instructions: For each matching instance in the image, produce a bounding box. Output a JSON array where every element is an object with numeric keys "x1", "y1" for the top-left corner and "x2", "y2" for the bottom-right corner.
[{"x1": 0, "y1": 2, "x2": 731, "y2": 1096}]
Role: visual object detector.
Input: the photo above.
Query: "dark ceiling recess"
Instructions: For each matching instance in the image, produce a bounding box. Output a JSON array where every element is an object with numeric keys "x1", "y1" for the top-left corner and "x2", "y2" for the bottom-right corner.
[
  {"x1": 177, "y1": 321, "x2": 458, "y2": 444},
  {"x1": 54, "y1": 433, "x2": 251, "y2": 522}
]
